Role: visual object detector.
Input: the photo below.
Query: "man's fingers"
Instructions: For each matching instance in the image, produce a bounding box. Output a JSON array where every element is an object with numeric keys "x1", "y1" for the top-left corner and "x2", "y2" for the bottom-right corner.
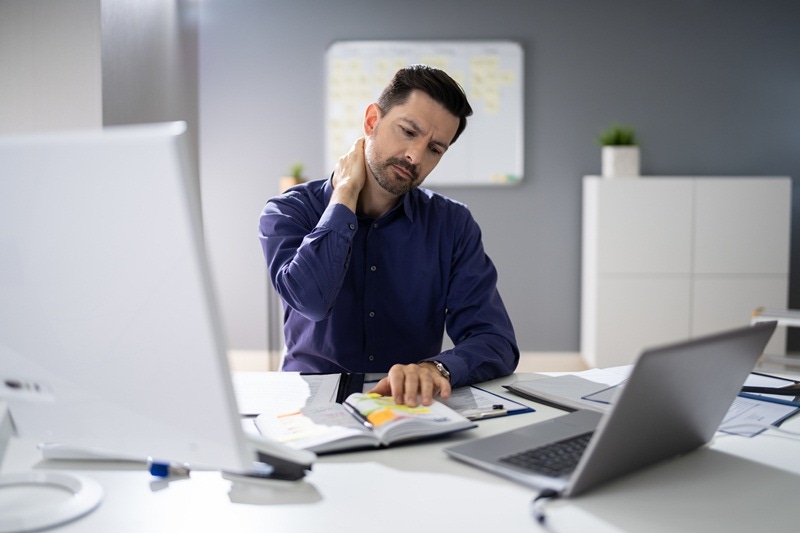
[
  {"x1": 371, "y1": 364, "x2": 451, "y2": 406},
  {"x1": 403, "y1": 368, "x2": 422, "y2": 407},
  {"x1": 366, "y1": 378, "x2": 390, "y2": 397}
]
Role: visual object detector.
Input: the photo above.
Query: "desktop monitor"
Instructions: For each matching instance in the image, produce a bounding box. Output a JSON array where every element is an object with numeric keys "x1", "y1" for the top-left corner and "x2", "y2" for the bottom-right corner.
[{"x1": 0, "y1": 122, "x2": 311, "y2": 531}]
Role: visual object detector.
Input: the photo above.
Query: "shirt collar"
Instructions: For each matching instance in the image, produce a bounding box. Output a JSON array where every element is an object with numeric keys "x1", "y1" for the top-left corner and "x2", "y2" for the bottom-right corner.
[
  {"x1": 323, "y1": 174, "x2": 417, "y2": 223},
  {"x1": 322, "y1": 174, "x2": 335, "y2": 204},
  {"x1": 399, "y1": 190, "x2": 416, "y2": 222}
]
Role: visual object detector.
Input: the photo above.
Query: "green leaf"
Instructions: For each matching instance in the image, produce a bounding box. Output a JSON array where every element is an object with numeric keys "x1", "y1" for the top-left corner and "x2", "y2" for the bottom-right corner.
[{"x1": 598, "y1": 124, "x2": 637, "y2": 146}]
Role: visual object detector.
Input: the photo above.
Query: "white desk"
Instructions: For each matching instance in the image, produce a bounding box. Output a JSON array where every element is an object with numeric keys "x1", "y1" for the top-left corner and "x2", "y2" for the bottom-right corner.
[{"x1": 3, "y1": 373, "x2": 799, "y2": 532}]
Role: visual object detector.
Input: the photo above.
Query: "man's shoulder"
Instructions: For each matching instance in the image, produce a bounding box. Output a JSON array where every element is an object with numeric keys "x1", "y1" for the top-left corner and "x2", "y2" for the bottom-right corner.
[
  {"x1": 283, "y1": 177, "x2": 328, "y2": 197},
  {"x1": 406, "y1": 188, "x2": 478, "y2": 236},
  {"x1": 272, "y1": 178, "x2": 329, "y2": 210},
  {"x1": 412, "y1": 186, "x2": 470, "y2": 212}
]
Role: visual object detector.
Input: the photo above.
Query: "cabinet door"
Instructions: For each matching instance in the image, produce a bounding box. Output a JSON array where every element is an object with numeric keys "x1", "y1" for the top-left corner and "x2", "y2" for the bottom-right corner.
[
  {"x1": 594, "y1": 277, "x2": 692, "y2": 367},
  {"x1": 693, "y1": 276, "x2": 788, "y2": 355},
  {"x1": 694, "y1": 179, "x2": 791, "y2": 275},
  {"x1": 595, "y1": 179, "x2": 693, "y2": 275}
]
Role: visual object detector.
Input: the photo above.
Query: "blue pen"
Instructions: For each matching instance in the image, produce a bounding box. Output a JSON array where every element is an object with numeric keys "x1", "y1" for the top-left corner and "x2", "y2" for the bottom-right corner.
[
  {"x1": 148, "y1": 459, "x2": 190, "y2": 478},
  {"x1": 738, "y1": 392, "x2": 800, "y2": 409}
]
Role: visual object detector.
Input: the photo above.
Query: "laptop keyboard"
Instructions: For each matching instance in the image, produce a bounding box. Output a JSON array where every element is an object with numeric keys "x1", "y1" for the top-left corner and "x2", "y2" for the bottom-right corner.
[{"x1": 499, "y1": 432, "x2": 593, "y2": 477}]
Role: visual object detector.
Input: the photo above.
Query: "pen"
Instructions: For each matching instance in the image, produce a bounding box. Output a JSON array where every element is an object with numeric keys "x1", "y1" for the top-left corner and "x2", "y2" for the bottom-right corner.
[
  {"x1": 741, "y1": 372, "x2": 800, "y2": 397},
  {"x1": 740, "y1": 384, "x2": 800, "y2": 396},
  {"x1": 467, "y1": 409, "x2": 508, "y2": 420},
  {"x1": 750, "y1": 371, "x2": 798, "y2": 383},
  {"x1": 148, "y1": 459, "x2": 190, "y2": 478},
  {"x1": 462, "y1": 404, "x2": 506, "y2": 420},
  {"x1": 738, "y1": 392, "x2": 800, "y2": 409},
  {"x1": 343, "y1": 401, "x2": 374, "y2": 429}
]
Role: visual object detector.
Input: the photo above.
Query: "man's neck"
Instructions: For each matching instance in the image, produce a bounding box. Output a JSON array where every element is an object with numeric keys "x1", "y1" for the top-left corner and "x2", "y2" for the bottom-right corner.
[{"x1": 357, "y1": 174, "x2": 401, "y2": 219}]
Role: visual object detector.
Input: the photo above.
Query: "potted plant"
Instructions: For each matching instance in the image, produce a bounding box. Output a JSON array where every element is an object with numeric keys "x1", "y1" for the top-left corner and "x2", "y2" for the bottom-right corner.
[
  {"x1": 279, "y1": 162, "x2": 307, "y2": 192},
  {"x1": 598, "y1": 125, "x2": 640, "y2": 179}
]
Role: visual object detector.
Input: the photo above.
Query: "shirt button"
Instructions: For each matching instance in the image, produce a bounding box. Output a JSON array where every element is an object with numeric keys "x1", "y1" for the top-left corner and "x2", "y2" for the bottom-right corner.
[
  {"x1": 373, "y1": 223, "x2": 379, "y2": 229},
  {"x1": 370, "y1": 265, "x2": 377, "y2": 272},
  {"x1": 368, "y1": 355, "x2": 375, "y2": 361},
  {"x1": 349, "y1": 223, "x2": 355, "y2": 230},
  {"x1": 369, "y1": 311, "x2": 375, "y2": 318}
]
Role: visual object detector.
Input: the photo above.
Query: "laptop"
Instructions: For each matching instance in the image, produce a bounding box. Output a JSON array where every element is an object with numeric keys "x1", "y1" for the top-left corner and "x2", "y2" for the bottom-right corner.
[{"x1": 444, "y1": 322, "x2": 777, "y2": 497}]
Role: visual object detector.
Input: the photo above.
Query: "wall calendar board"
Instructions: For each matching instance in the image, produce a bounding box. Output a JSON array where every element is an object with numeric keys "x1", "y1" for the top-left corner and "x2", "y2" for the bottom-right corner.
[{"x1": 326, "y1": 41, "x2": 524, "y2": 187}]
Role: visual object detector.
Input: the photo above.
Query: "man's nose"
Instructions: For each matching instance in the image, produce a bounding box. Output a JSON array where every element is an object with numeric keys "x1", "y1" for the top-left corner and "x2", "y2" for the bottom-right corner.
[{"x1": 405, "y1": 140, "x2": 426, "y2": 164}]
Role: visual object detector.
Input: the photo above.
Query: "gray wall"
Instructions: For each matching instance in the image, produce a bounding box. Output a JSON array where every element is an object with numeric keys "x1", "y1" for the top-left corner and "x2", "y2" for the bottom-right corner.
[
  {"x1": 0, "y1": 0, "x2": 199, "y2": 167},
  {"x1": 101, "y1": 0, "x2": 199, "y2": 169},
  {"x1": 0, "y1": 0, "x2": 102, "y2": 133},
  {"x1": 200, "y1": 0, "x2": 800, "y2": 352}
]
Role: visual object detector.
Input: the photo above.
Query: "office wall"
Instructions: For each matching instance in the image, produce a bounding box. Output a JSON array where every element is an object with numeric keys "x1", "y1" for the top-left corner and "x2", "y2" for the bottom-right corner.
[
  {"x1": 200, "y1": 0, "x2": 800, "y2": 352},
  {"x1": 101, "y1": 0, "x2": 199, "y2": 170},
  {"x1": 0, "y1": 0, "x2": 102, "y2": 133},
  {"x1": 0, "y1": 0, "x2": 198, "y2": 155}
]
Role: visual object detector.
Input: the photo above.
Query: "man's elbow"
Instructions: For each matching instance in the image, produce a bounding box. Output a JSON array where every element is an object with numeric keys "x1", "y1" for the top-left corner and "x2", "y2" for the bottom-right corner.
[
  {"x1": 282, "y1": 295, "x2": 334, "y2": 322},
  {"x1": 274, "y1": 277, "x2": 335, "y2": 323},
  {"x1": 296, "y1": 307, "x2": 332, "y2": 323}
]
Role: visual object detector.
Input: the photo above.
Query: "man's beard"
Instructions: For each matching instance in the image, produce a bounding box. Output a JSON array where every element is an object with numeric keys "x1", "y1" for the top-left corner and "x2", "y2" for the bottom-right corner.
[{"x1": 369, "y1": 156, "x2": 421, "y2": 196}]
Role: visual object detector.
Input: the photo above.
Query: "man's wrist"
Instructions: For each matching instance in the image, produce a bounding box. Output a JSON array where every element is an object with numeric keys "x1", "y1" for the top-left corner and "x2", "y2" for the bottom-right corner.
[
  {"x1": 329, "y1": 181, "x2": 360, "y2": 212},
  {"x1": 421, "y1": 360, "x2": 451, "y2": 382}
]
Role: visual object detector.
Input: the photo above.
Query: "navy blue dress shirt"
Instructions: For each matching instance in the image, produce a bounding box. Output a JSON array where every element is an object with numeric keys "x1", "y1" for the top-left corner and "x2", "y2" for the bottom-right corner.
[{"x1": 259, "y1": 177, "x2": 519, "y2": 388}]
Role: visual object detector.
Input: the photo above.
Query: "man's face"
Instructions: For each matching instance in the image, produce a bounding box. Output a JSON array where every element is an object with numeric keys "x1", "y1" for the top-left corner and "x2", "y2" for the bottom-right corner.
[{"x1": 364, "y1": 90, "x2": 460, "y2": 196}]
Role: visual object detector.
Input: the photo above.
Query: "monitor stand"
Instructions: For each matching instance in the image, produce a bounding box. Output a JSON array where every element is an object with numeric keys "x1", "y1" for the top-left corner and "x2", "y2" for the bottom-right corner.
[{"x1": 0, "y1": 402, "x2": 104, "y2": 533}]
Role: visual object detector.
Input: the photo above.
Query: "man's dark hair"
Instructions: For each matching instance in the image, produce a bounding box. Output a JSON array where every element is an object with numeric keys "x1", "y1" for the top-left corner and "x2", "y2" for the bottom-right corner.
[{"x1": 376, "y1": 64, "x2": 473, "y2": 145}]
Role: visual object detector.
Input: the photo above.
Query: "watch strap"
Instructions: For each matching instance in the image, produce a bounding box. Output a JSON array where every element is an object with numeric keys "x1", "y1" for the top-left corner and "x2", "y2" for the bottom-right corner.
[{"x1": 424, "y1": 360, "x2": 450, "y2": 381}]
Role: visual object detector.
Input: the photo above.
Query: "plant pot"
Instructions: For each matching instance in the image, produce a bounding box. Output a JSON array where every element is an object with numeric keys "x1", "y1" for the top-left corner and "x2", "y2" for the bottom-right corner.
[
  {"x1": 602, "y1": 146, "x2": 640, "y2": 178},
  {"x1": 279, "y1": 176, "x2": 305, "y2": 193}
]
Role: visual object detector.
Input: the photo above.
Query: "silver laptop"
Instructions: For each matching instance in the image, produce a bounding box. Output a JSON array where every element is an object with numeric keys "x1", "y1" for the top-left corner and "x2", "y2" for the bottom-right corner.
[{"x1": 445, "y1": 322, "x2": 776, "y2": 497}]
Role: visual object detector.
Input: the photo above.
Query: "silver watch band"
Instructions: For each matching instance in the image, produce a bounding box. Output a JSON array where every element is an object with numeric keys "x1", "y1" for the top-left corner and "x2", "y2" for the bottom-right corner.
[{"x1": 425, "y1": 360, "x2": 450, "y2": 381}]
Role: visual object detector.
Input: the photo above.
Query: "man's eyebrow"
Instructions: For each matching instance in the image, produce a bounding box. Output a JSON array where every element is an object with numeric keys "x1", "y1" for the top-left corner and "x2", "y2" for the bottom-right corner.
[{"x1": 401, "y1": 117, "x2": 450, "y2": 152}]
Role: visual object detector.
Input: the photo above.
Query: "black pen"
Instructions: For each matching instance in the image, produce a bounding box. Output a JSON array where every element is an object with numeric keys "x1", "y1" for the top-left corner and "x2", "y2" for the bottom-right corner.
[
  {"x1": 742, "y1": 372, "x2": 800, "y2": 396},
  {"x1": 740, "y1": 384, "x2": 800, "y2": 396}
]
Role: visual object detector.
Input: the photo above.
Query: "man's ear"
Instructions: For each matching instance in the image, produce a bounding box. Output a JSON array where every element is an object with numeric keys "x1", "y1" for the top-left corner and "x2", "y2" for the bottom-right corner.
[{"x1": 363, "y1": 103, "x2": 382, "y2": 135}]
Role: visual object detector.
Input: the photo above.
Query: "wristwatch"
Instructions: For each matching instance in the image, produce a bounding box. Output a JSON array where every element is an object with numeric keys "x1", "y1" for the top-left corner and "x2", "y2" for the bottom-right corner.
[{"x1": 424, "y1": 360, "x2": 451, "y2": 382}]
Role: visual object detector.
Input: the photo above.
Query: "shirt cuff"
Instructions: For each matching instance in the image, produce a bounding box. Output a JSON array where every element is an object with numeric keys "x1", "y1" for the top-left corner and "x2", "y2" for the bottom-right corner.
[{"x1": 318, "y1": 202, "x2": 358, "y2": 237}]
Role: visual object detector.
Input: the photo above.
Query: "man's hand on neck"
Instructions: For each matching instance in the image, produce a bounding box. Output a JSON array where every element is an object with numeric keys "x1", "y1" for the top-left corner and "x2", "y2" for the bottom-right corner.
[
  {"x1": 330, "y1": 138, "x2": 367, "y2": 214},
  {"x1": 331, "y1": 137, "x2": 400, "y2": 220}
]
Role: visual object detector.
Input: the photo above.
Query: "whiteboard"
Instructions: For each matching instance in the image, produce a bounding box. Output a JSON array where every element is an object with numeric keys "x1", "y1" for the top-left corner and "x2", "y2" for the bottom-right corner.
[{"x1": 325, "y1": 41, "x2": 524, "y2": 186}]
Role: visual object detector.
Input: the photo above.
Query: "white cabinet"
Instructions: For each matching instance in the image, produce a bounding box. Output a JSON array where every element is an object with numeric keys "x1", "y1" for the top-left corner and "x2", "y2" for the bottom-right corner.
[{"x1": 581, "y1": 176, "x2": 791, "y2": 368}]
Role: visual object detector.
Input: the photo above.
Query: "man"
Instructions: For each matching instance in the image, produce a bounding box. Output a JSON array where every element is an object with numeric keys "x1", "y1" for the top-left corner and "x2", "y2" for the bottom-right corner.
[{"x1": 259, "y1": 65, "x2": 518, "y2": 406}]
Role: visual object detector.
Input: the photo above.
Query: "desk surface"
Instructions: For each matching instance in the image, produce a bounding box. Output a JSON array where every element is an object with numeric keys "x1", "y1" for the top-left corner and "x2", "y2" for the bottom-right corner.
[{"x1": 3, "y1": 373, "x2": 800, "y2": 532}]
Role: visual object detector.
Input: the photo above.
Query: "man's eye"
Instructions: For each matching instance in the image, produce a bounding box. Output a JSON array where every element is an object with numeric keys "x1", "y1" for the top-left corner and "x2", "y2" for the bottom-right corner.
[
  {"x1": 429, "y1": 146, "x2": 443, "y2": 155},
  {"x1": 401, "y1": 127, "x2": 415, "y2": 137}
]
